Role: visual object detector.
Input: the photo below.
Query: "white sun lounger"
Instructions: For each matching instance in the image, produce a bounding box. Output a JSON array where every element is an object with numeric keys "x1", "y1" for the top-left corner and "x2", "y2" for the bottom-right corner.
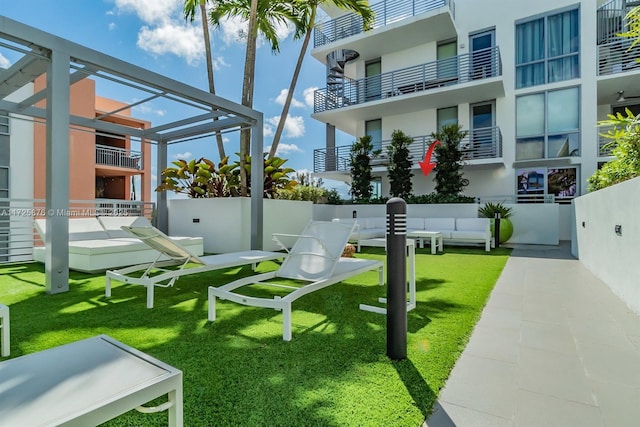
[
  {"x1": 208, "y1": 220, "x2": 384, "y2": 341},
  {"x1": 105, "y1": 226, "x2": 284, "y2": 309}
]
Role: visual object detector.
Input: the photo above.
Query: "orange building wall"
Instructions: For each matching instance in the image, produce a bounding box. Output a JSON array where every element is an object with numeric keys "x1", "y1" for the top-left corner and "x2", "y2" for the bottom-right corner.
[
  {"x1": 33, "y1": 78, "x2": 152, "y2": 204},
  {"x1": 34, "y1": 77, "x2": 97, "y2": 202}
]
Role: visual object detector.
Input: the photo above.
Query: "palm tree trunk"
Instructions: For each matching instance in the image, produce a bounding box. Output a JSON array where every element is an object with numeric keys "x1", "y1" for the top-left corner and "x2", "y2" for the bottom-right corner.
[
  {"x1": 268, "y1": 10, "x2": 315, "y2": 160},
  {"x1": 200, "y1": 1, "x2": 227, "y2": 160},
  {"x1": 239, "y1": 0, "x2": 259, "y2": 197}
]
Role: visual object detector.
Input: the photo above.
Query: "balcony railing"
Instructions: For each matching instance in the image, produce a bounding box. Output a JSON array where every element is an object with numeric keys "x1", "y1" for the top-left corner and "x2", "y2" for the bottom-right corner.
[
  {"x1": 314, "y1": 0, "x2": 452, "y2": 48},
  {"x1": 597, "y1": 0, "x2": 631, "y2": 45},
  {"x1": 598, "y1": 125, "x2": 618, "y2": 157},
  {"x1": 314, "y1": 46, "x2": 501, "y2": 113},
  {"x1": 95, "y1": 144, "x2": 142, "y2": 170},
  {"x1": 313, "y1": 127, "x2": 502, "y2": 173},
  {"x1": 597, "y1": 38, "x2": 640, "y2": 75}
]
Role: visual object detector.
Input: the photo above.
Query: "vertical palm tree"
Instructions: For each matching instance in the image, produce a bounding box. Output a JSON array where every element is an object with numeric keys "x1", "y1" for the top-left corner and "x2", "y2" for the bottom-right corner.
[
  {"x1": 209, "y1": 0, "x2": 295, "y2": 195},
  {"x1": 183, "y1": 0, "x2": 227, "y2": 160},
  {"x1": 267, "y1": 0, "x2": 373, "y2": 159}
]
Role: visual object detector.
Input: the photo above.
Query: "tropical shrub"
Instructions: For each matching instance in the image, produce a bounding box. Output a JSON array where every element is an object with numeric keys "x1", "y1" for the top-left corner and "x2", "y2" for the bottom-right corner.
[
  {"x1": 588, "y1": 109, "x2": 640, "y2": 191},
  {"x1": 349, "y1": 135, "x2": 380, "y2": 202},
  {"x1": 430, "y1": 124, "x2": 469, "y2": 196},
  {"x1": 387, "y1": 129, "x2": 414, "y2": 199}
]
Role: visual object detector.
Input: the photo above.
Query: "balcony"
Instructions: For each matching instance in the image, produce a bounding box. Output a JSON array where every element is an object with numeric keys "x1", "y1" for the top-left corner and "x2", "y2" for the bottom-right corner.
[
  {"x1": 312, "y1": 0, "x2": 456, "y2": 62},
  {"x1": 598, "y1": 125, "x2": 618, "y2": 157},
  {"x1": 95, "y1": 144, "x2": 142, "y2": 170},
  {"x1": 315, "y1": 0, "x2": 453, "y2": 47},
  {"x1": 313, "y1": 127, "x2": 503, "y2": 173},
  {"x1": 597, "y1": 39, "x2": 640, "y2": 76},
  {"x1": 315, "y1": 47, "x2": 502, "y2": 114}
]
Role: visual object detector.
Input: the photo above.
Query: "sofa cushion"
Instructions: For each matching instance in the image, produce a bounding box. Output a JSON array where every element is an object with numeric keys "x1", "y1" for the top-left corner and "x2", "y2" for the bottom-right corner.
[
  {"x1": 406, "y1": 218, "x2": 424, "y2": 231},
  {"x1": 357, "y1": 229, "x2": 385, "y2": 240},
  {"x1": 35, "y1": 217, "x2": 110, "y2": 241},
  {"x1": 450, "y1": 230, "x2": 488, "y2": 240},
  {"x1": 456, "y1": 218, "x2": 489, "y2": 232},
  {"x1": 424, "y1": 218, "x2": 455, "y2": 232},
  {"x1": 365, "y1": 217, "x2": 377, "y2": 229},
  {"x1": 97, "y1": 216, "x2": 152, "y2": 238},
  {"x1": 374, "y1": 217, "x2": 386, "y2": 229}
]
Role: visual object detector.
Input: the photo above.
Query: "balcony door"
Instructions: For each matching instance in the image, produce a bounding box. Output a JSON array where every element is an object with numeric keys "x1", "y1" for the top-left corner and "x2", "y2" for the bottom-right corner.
[
  {"x1": 366, "y1": 119, "x2": 382, "y2": 152},
  {"x1": 365, "y1": 59, "x2": 381, "y2": 102},
  {"x1": 470, "y1": 101, "x2": 496, "y2": 158},
  {"x1": 470, "y1": 29, "x2": 495, "y2": 79}
]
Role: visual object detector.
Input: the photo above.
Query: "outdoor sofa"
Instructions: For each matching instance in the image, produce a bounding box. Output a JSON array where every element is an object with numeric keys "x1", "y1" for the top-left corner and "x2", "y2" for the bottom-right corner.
[
  {"x1": 334, "y1": 217, "x2": 492, "y2": 252},
  {"x1": 33, "y1": 216, "x2": 204, "y2": 273}
]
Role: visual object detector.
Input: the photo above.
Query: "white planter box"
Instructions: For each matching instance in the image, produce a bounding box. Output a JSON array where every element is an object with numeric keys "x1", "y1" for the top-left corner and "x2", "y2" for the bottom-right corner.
[{"x1": 168, "y1": 198, "x2": 312, "y2": 253}]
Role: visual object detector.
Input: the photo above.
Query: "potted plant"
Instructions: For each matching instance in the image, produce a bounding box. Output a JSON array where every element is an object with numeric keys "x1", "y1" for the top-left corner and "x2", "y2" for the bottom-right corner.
[{"x1": 478, "y1": 202, "x2": 514, "y2": 243}]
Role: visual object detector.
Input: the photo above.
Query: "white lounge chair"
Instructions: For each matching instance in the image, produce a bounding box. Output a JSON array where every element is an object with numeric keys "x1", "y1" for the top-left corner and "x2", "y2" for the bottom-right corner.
[
  {"x1": 208, "y1": 220, "x2": 384, "y2": 341},
  {"x1": 105, "y1": 226, "x2": 284, "y2": 309}
]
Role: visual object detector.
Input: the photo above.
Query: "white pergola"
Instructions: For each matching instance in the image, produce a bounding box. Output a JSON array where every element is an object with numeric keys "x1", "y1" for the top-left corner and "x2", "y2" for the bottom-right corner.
[{"x1": 0, "y1": 16, "x2": 265, "y2": 294}]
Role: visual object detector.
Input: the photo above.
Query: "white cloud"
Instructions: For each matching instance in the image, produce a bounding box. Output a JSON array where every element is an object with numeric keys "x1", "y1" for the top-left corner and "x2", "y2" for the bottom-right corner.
[
  {"x1": 272, "y1": 143, "x2": 302, "y2": 156},
  {"x1": 218, "y1": 15, "x2": 295, "y2": 48},
  {"x1": 133, "y1": 103, "x2": 166, "y2": 117},
  {"x1": 108, "y1": 22, "x2": 117, "y2": 31},
  {"x1": 0, "y1": 53, "x2": 10, "y2": 69},
  {"x1": 303, "y1": 87, "x2": 318, "y2": 108},
  {"x1": 174, "y1": 151, "x2": 193, "y2": 159},
  {"x1": 267, "y1": 115, "x2": 305, "y2": 138},
  {"x1": 114, "y1": 0, "x2": 181, "y2": 25},
  {"x1": 137, "y1": 23, "x2": 204, "y2": 65},
  {"x1": 263, "y1": 125, "x2": 274, "y2": 137},
  {"x1": 274, "y1": 89, "x2": 304, "y2": 108}
]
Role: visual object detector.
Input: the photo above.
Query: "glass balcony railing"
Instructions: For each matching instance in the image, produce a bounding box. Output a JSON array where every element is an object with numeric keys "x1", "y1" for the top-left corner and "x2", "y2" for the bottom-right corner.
[
  {"x1": 313, "y1": 127, "x2": 503, "y2": 173},
  {"x1": 95, "y1": 144, "x2": 142, "y2": 170},
  {"x1": 314, "y1": 0, "x2": 453, "y2": 48},
  {"x1": 314, "y1": 47, "x2": 501, "y2": 113}
]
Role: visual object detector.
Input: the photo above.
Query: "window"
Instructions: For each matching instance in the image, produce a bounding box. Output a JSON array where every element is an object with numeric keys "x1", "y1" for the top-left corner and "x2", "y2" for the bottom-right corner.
[
  {"x1": 517, "y1": 167, "x2": 578, "y2": 203},
  {"x1": 516, "y1": 87, "x2": 580, "y2": 160},
  {"x1": 0, "y1": 113, "x2": 9, "y2": 136},
  {"x1": 371, "y1": 177, "x2": 382, "y2": 198},
  {"x1": 0, "y1": 167, "x2": 8, "y2": 199},
  {"x1": 437, "y1": 40, "x2": 457, "y2": 80},
  {"x1": 365, "y1": 59, "x2": 381, "y2": 101},
  {"x1": 516, "y1": 8, "x2": 579, "y2": 88},
  {"x1": 437, "y1": 106, "x2": 458, "y2": 129},
  {"x1": 365, "y1": 119, "x2": 382, "y2": 151}
]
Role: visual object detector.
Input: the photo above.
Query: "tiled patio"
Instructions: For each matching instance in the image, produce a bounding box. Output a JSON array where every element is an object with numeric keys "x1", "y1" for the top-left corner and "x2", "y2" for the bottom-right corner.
[{"x1": 426, "y1": 243, "x2": 640, "y2": 427}]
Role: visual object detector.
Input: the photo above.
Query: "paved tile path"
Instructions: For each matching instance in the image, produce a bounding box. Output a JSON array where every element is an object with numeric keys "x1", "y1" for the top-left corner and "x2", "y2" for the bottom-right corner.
[{"x1": 426, "y1": 243, "x2": 640, "y2": 427}]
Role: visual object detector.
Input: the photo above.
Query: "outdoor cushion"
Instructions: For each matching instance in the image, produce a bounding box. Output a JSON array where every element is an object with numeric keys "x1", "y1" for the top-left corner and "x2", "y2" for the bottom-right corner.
[
  {"x1": 406, "y1": 218, "x2": 425, "y2": 231},
  {"x1": 455, "y1": 218, "x2": 489, "y2": 232},
  {"x1": 450, "y1": 230, "x2": 487, "y2": 240},
  {"x1": 424, "y1": 218, "x2": 456, "y2": 232},
  {"x1": 35, "y1": 218, "x2": 110, "y2": 241},
  {"x1": 97, "y1": 216, "x2": 153, "y2": 239}
]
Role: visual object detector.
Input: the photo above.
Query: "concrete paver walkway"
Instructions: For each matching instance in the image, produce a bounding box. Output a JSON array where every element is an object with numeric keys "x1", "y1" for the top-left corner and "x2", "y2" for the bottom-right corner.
[{"x1": 426, "y1": 243, "x2": 640, "y2": 427}]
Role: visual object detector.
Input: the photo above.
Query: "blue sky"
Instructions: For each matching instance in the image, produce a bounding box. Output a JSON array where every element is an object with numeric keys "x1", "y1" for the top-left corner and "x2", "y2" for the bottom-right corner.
[{"x1": 1, "y1": 0, "x2": 352, "y2": 193}]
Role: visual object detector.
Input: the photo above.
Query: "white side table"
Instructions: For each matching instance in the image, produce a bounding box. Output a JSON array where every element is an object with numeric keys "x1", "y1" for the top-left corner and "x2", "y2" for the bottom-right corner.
[
  {"x1": 0, "y1": 334, "x2": 183, "y2": 426},
  {"x1": 0, "y1": 304, "x2": 8, "y2": 357},
  {"x1": 358, "y1": 237, "x2": 416, "y2": 314},
  {"x1": 407, "y1": 231, "x2": 444, "y2": 255}
]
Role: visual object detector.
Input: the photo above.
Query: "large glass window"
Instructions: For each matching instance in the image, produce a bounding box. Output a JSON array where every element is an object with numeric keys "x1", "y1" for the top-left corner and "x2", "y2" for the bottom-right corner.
[
  {"x1": 516, "y1": 87, "x2": 580, "y2": 160},
  {"x1": 516, "y1": 8, "x2": 579, "y2": 88}
]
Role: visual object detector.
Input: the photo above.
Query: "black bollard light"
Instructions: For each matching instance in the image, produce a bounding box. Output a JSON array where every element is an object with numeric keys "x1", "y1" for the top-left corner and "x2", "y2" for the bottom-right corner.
[
  {"x1": 494, "y1": 212, "x2": 501, "y2": 249},
  {"x1": 386, "y1": 198, "x2": 407, "y2": 360}
]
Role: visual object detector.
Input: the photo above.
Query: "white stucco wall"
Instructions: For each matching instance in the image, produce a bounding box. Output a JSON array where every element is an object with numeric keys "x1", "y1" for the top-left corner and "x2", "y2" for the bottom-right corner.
[
  {"x1": 574, "y1": 176, "x2": 640, "y2": 314},
  {"x1": 168, "y1": 198, "x2": 312, "y2": 253}
]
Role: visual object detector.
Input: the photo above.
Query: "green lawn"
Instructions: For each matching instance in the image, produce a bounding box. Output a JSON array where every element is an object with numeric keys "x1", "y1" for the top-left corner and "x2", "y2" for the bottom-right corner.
[{"x1": 0, "y1": 246, "x2": 510, "y2": 426}]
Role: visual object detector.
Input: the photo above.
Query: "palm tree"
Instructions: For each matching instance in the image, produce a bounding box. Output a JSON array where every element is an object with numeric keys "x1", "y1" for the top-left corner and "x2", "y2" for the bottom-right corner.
[
  {"x1": 183, "y1": 0, "x2": 226, "y2": 160},
  {"x1": 267, "y1": 0, "x2": 373, "y2": 159},
  {"x1": 209, "y1": 0, "x2": 296, "y2": 195}
]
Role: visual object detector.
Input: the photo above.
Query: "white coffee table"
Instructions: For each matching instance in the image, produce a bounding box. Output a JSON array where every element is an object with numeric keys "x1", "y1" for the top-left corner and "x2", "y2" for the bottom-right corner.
[
  {"x1": 407, "y1": 231, "x2": 444, "y2": 254},
  {"x1": 0, "y1": 334, "x2": 183, "y2": 426},
  {"x1": 358, "y1": 237, "x2": 416, "y2": 314}
]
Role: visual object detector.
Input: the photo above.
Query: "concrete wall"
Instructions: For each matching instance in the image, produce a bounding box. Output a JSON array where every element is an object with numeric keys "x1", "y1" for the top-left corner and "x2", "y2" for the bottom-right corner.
[
  {"x1": 168, "y1": 198, "x2": 312, "y2": 253},
  {"x1": 574, "y1": 176, "x2": 640, "y2": 315}
]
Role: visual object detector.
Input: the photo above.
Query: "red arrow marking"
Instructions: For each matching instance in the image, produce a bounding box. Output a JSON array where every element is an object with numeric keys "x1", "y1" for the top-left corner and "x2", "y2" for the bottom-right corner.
[{"x1": 418, "y1": 140, "x2": 441, "y2": 176}]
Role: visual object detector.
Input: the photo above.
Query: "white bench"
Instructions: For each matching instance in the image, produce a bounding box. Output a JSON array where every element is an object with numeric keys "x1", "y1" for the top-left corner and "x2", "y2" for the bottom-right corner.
[
  {"x1": 33, "y1": 217, "x2": 204, "y2": 273},
  {"x1": 0, "y1": 304, "x2": 9, "y2": 357}
]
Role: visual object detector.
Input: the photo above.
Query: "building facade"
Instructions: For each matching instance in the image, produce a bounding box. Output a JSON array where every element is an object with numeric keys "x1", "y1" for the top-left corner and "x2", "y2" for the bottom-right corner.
[{"x1": 310, "y1": 0, "x2": 640, "y2": 203}]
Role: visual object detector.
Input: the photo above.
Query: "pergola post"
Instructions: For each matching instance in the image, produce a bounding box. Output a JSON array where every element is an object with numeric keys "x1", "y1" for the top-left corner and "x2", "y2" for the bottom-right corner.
[
  {"x1": 45, "y1": 48, "x2": 70, "y2": 294},
  {"x1": 250, "y1": 115, "x2": 263, "y2": 250},
  {"x1": 156, "y1": 139, "x2": 168, "y2": 233}
]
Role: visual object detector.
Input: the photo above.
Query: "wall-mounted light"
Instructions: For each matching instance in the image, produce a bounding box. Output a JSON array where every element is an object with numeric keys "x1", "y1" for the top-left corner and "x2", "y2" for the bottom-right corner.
[
  {"x1": 615, "y1": 224, "x2": 622, "y2": 236},
  {"x1": 616, "y1": 90, "x2": 640, "y2": 103}
]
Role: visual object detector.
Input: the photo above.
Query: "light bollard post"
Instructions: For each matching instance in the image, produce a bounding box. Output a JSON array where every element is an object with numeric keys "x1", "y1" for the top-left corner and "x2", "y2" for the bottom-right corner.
[
  {"x1": 494, "y1": 212, "x2": 501, "y2": 249},
  {"x1": 386, "y1": 198, "x2": 407, "y2": 360}
]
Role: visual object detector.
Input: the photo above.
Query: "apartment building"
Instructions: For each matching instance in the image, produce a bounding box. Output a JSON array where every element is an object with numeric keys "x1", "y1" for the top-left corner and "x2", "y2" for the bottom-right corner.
[
  {"x1": 0, "y1": 78, "x2": 152, "y2": 260},
  {"x1": 310, "y1": 0, "x2": 640, "y2": 203}
]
